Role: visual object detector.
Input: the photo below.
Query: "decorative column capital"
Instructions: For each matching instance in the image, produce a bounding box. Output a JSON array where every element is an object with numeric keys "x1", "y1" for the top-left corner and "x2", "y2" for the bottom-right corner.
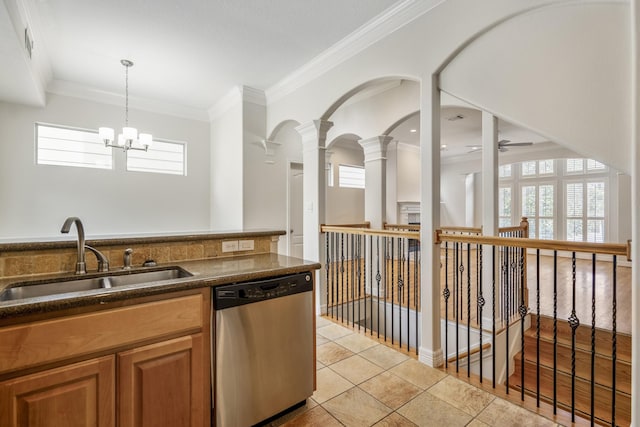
[
  {"x1": 358, "y1": 135, "x2": 393, "y2": 163},
  {"x1": 295, "y1": 120, "x2": 334, "y2": 149}
]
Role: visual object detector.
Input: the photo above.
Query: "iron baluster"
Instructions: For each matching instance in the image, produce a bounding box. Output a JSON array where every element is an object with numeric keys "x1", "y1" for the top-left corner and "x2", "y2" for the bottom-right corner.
[
  {"x1": 590, "y1": 253, "x2": 596, "y2": 426},
  {"x1": 467, "y1": 242, "x2": 471, "y2": 377},
  {"x1": 444, "y1": 242, "x2": 450, "y2": 368},
  {"x1": 553, "y1": 250, "x2": 558, "y2": 414},
  {"x1": 478, "y1": 244, "x2": 484, "y2": 382},
  {"x1": 536, "y1": 249, "x2": 540, "y2": 407},
  {"x1": 492, "y1": 245, "x2": 496, "y2": 389},
  {"x1": 519, "y1": 244, "x2": 527, "y2": 402},
  {"x1": 612, "y1": 255, "x2": 617, "y2": 427},
  {"x1": 568, "y1": 252, "x2": 580, "y2": 422}
]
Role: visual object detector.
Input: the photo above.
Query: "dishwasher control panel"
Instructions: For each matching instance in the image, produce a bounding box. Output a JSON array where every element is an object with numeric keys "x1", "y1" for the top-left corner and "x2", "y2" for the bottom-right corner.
[{"x1": 213, "y1": 272, "x2": 313, "y2": 310}]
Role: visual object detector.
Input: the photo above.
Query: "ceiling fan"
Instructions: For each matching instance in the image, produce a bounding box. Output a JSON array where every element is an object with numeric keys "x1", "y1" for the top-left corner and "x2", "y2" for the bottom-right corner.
[{"x1": 467, "y1": 139, "x2": 533, "y2": 153}]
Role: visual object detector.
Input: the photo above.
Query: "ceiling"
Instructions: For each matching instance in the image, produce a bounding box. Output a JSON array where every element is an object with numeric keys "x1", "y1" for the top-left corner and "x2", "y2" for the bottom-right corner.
[
  {"x1": 0, "y1": 0, "x2": 399, "y2": 112},
  {"x1": 389, "y1": 106, "x2": 549, "y2": 158},
  {"x1": 2, "y1": 0, "x2": 548, "y2": 154}
]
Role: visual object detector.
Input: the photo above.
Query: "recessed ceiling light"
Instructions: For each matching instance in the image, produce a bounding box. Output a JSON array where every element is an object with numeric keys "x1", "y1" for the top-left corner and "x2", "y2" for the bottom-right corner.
[
  {"x1": 409, "y1": 129, "x2": 417, "y2": 133},
  {"x1": 441, "y1": 144, "x2": 447, "y2": 149}
]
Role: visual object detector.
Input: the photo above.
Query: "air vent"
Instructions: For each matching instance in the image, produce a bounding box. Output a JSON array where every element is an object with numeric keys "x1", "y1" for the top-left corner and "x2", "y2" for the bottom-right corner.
[
  {"x1": 447, "y1": 114, "x2": 464, "y2": 121},
  {"x1": 24, "y1": 27, "x2": 33, "y2": 59}
]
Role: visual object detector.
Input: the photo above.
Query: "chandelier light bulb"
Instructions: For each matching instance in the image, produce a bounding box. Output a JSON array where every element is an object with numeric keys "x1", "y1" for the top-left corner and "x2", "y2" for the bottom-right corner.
[{"x1": 99, "y1": 59, "x2": 152, "y2": 152}]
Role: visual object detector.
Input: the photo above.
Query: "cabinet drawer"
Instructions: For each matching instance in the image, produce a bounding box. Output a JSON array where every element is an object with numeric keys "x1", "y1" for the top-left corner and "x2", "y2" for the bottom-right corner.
[{"x1": 0, "y1": 294, "x2": 203, "y2": 375}]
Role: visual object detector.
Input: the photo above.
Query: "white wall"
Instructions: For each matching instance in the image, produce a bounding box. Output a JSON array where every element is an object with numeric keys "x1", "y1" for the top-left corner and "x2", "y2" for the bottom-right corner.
[
  {"x1": 210, "y1": 102, "x2": 243, "y2": 230},
  {"x1": 396, "y1": 143, "x2": 420, "y2": 202},
  {"x1": 440, "y1": 2, "x2": 630, "y2": 174},
  {"x1": 326, "y1": 142, "x2": 365, "y2": 224},
  {"x1": 0, "y1": 94, "x2": 210, "y2": 240}
]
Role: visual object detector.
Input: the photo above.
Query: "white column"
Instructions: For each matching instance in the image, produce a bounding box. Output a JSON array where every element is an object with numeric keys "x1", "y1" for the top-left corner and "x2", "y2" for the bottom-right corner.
[
  {"x1": 481, "y1": 112, "x2": 501, "y2": 328},
  {"x1": 295, "y1": 120, "x2": 333, "y2": 313},
  {"x1": 419, "y1": 75, "x2": 444, "y2": 368},
  {"x1": 630, "y1": 1, "x2": 639, "y2": 423},
  {"x1": 359, "y1": 136, "x2": 393, "y2": 229}
]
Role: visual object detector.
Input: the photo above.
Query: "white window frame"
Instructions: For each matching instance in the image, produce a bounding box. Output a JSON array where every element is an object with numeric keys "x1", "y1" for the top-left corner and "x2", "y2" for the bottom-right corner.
[
  {"x1": 520, "y1": 180, "x2": 556, "y2": 239},
  {"x1": 126, "y1": 138, "x2": 187, "y2": 176},
  {"x1": 35, "y1": 123, "x2": 113, "y2": 170},
  {"x1": 338, "y1": 164, "x2": 365, "y2": 189},
  {"x1": 564, "y1": 177, "x2": 608, "y2": 243}
]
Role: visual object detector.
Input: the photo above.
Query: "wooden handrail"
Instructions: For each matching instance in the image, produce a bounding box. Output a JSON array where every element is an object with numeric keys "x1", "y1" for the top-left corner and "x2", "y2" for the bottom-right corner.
[
  {"x1": 435, "y1": 230, "x2": 630, "y2": 260},
  {"x1": 441, "y1": 225, "x2": 483, "y2": 234},
  {"x1": 321, "y1": 221, "x2": 370, "y2": 229},
  {"x1": 383, "y1": 223, "x2": 420, "y2": 231},
  {"x1": 321, "y1": 225, "x2": 419, "y2": 240}
]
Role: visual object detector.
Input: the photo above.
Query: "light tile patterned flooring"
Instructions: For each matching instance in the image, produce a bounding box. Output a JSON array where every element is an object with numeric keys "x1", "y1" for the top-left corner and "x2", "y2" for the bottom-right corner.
[{"x1": 268, "y1": 316, "x2": 563, "y2": 427}]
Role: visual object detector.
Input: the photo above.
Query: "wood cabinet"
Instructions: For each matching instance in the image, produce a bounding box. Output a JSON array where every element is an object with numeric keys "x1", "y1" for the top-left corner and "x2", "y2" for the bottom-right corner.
[
  {"x1": 0, "y1": 289, "x2": 210, "y2": 427},
  {"x1": 0, "y1": 356, "x2": 115, "y2": 427},
  {"x1": 118, "y1": 334, "x2": 206, "y2": 427}
]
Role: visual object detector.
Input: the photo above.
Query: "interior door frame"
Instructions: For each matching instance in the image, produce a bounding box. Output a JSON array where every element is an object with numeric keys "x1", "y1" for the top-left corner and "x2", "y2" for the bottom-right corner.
[{"x1": 286, "y1": 160, "x2": 304, "y2": 257}]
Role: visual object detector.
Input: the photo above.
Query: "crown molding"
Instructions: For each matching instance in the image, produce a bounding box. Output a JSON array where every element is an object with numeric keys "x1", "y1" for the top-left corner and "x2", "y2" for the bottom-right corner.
[
  {"x1": 207, "y1": 86, "x2": 242, "y2": 121},
  {"x1": 265, "y1": 0, "x2": 444, "y2": 104},
  {"x1": 47, "y1": 79, "x2": 210, "y2": 122},
  {"x1": 242, "y1": 86, "x2": 266, "y2": 106},
  {"x1": 207, "y1": 85, "x2": 266, "y2": 121}
]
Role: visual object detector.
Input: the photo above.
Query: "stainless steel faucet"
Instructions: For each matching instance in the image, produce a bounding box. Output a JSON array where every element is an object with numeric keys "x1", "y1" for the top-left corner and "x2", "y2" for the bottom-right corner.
[
  {"x1": 60, "y1": 217, "x2": 109, "y2": 274},
  {"x1": 123, "y1": 248, "x2": 133, "y2": 270}
]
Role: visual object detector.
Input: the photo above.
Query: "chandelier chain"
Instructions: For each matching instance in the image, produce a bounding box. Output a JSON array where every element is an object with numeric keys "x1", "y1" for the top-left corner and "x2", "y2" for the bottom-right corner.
[{"x1": 125, "y1": 63, "x2": 129, "y2": 127}]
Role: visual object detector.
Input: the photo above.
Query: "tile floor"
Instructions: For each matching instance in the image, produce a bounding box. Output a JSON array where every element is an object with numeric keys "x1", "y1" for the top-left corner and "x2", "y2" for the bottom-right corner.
[{"x1": 268, "y1": 316, "x2": 563, "y2": 427}]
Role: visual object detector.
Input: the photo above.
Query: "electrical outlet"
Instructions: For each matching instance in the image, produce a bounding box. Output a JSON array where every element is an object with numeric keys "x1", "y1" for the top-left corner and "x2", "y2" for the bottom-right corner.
[
  {"x1": 222, "y1": 240, "x2": 239, "y2": 252},
  {"x1": 238, "y1": 240, "x2": 254, "y2": 251}
]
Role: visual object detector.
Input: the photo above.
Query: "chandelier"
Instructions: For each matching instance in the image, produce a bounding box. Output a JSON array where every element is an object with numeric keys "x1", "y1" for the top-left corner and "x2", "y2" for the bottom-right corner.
[{"x1": 98, "y1": 59, "x2": 152, "y2": 151}]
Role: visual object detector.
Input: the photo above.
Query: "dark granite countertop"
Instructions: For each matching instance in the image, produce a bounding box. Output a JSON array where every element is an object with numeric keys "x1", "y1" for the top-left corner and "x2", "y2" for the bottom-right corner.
[{"x1": 0, "y1": 253, "x2": 320, "y2": 320}]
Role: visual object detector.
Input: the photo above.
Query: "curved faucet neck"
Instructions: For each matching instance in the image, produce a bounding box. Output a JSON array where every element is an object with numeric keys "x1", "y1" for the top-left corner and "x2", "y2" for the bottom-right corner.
[{"x1": 61, "y1": 217, "x2": 86, "y2": 274}]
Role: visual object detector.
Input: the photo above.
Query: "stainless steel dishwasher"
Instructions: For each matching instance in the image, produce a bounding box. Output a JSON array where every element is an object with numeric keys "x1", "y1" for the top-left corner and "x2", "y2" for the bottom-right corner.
[{"x1": 213, "y1": 272, "x2": 314, "y2": 426}]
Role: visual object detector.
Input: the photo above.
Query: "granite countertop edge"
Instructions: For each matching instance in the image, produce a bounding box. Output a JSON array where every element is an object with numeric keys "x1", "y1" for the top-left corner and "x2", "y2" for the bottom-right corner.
[{"x1": 0, "y1": 253, "x2": 321, "y2": 320}]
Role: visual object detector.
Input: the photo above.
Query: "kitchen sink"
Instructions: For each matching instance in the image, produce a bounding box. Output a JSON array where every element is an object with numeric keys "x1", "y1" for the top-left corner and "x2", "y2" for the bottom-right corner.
[{"x1": 0, "y1": 267, "x2": 193, "y2": 302}]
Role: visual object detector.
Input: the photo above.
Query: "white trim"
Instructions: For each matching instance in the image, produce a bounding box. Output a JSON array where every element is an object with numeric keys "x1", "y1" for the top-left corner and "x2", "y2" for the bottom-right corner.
[
  {"x1": 207, "y1": 86, "x2": 243, "y2": 121},
  {"x1": 418, "y1": 347, "x2": 444, "y2": 368},
  {"x1": 242, "y1": 86, "x2": 266, "y2": 106},
  {"x1": 47, "y1": 79, "x2": 209, "y2": 122},
  {"x1": 265, "y1": 0, "x2": 445, "y2": 104}
]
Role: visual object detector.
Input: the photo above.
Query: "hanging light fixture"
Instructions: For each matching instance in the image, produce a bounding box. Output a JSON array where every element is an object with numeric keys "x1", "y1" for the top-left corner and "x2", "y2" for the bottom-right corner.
[{"x1": 99, "y1": 59, "x2": 152, "y2": 151}]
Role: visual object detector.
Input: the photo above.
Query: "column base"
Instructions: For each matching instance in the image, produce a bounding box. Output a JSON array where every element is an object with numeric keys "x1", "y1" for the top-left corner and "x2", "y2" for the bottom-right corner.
[{"x1": 418, "y1": 347, "x2": 444, "y2": 368}]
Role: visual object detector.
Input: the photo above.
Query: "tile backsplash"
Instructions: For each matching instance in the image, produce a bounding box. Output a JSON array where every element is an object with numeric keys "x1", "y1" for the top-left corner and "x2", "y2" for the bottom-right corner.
[{"x1": 0, "y1": 234, "x2": 278, "y2": 280}]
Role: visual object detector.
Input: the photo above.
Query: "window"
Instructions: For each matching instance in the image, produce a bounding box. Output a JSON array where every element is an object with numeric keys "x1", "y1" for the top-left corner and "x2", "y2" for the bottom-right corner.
[
  {"x1": 126, "y1": 139, "x2": 186, "y2": 176},
  {"x1": 498, "y1": 186, "x2": 512, "y2": 227},
  {"x1": 521, "y1": 161, "x2": 537, "y2": 176},
  {"x1": 498, "y1": 158, "x2": 609, "y2": 242},
  {"x1": 36, "y1": 123, "x2": 112, "y2": 169},
  {"x1": 338, "y1": 164, "x2": 365, "y2": 189},
  {"x1": 499, "y1": 165, "x2": 511, "y2": 178},
  {"x1": 538, "y1": 159, "x2": 554, "y2": 175},
  {"x1": 566, "y1": 158, "x2": 607, "y2": 175},
  {"x1": 566, "y1": 181, "x2": 605, "y2": 242},
  {"x1": 521, "y1": 183, "x2": 554, "y2": 239}
]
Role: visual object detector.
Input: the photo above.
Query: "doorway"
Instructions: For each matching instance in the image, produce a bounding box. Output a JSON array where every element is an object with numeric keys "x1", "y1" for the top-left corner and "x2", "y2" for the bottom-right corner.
[{"x1": 288, "y1": 162, "x2": 304, "y2": 258}]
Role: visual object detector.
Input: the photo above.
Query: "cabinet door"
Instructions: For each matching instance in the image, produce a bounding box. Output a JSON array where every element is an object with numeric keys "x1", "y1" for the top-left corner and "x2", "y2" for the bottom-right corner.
[
  {"x1": 118, "y1": 334, "x2": 206, "y2": 427},
  {"x1": 0, "y1": 356, "x2": 115, "y2": 427}
]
